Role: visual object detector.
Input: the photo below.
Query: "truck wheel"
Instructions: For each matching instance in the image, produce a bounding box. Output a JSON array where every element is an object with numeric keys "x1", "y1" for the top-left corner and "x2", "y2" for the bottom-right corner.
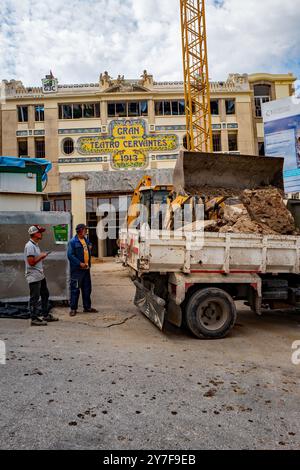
[{"x1": 185, "y1": 288, "x2": 237, "y2": 339}]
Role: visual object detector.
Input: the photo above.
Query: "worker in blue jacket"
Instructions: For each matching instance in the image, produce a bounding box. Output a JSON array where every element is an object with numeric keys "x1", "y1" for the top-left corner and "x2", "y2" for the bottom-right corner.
[{"x1": 67, "y1": 224, "x2": 98, "y2": 317}]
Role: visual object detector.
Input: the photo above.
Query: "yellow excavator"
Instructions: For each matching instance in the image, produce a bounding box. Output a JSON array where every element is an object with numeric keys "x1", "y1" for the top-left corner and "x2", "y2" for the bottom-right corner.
[{"x1": 126, "y1": 151, "x2": 284, "y2": 231}]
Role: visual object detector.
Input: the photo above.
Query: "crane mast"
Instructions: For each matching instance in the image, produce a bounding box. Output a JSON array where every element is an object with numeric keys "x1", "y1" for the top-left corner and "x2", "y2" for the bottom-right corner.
[{"x1": 180, "y1": 0, "x2": 213, "y2": 152}]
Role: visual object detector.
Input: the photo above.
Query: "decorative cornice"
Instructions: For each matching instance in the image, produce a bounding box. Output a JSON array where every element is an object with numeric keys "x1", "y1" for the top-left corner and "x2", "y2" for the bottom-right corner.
[
  {"x1": 2, "y1": 72, "x2": 297, "y2": 99},
  {"x1": 248, "y1": 72, "x2": 297, "y2": 84}
]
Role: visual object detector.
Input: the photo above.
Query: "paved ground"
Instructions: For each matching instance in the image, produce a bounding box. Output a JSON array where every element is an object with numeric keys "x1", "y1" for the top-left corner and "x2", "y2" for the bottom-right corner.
[{"x1": 0, "y1": 262, "x2": 300, "y2": 450}]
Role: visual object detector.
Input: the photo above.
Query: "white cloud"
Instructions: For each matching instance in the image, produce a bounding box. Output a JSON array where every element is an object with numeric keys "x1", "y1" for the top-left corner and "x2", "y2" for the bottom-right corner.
[{"x1": 0, "y1": 0, "x2": 299, "y2": 86}]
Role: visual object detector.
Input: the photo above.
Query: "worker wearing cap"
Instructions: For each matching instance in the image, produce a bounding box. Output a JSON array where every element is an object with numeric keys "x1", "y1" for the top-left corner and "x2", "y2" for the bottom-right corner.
[
  {"x1": 67, "y1": 224, "x2": 98, "y2": 317},
  {"x1": 25, "y1": 226, "x2": 58, "y2": 326}
]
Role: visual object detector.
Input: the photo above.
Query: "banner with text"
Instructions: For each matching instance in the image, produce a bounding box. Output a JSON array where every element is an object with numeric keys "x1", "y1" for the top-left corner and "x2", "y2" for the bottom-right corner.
[
  {"x1": 263, "y1": 97, "x2": 300, "y2": 193},
  {"x1": 78, "y1": 119, "x2": 178, "y2": 170}
]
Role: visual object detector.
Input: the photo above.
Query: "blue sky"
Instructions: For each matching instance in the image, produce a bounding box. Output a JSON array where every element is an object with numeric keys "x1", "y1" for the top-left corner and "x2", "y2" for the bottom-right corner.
[{"x1": 0, "y1": 0, "x2": 299, "y2": 92}]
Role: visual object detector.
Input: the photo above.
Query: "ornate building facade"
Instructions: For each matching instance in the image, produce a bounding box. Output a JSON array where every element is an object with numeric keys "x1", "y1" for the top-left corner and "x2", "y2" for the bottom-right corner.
[{"x1": 0, "y1": 70, "x2": 296, "y2": 256}]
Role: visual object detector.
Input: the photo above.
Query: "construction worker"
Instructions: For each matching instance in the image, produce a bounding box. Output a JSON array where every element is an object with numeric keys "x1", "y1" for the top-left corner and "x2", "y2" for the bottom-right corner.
[
  {"x1": 67, "y1": 224, "x2": 98, "y2": 317},
  {"x1": 24, "y1": 225, "x2": 59, "y2": 326}
]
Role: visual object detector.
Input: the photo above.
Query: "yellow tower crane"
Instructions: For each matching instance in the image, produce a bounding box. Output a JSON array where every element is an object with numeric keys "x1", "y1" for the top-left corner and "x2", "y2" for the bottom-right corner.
[{"x1": 180, "y1": 0, "x2": 213, "y2": 153}]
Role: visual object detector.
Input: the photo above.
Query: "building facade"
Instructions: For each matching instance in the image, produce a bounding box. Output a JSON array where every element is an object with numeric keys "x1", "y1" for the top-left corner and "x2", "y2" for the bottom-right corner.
[{"x1": 0, "y1": 71, "x2": 296, "y2": 256}]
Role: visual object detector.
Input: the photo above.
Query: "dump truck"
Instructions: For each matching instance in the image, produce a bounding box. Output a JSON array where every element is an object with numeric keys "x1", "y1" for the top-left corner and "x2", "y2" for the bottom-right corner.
[{"x1": 120, "y1": 151, "x2": 300, "y2": 339}]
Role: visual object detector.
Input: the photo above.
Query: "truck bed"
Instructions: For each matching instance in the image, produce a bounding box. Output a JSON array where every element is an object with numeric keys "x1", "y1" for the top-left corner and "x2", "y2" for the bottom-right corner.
[{"x1": 123, "y1": 229, "x2": 300, "y2": 275}]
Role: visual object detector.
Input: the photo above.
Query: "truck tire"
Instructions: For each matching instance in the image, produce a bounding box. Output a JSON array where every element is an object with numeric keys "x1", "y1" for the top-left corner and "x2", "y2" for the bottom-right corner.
[{"x1": 185, "y1": 288, "x2": 237, "y2": 339}]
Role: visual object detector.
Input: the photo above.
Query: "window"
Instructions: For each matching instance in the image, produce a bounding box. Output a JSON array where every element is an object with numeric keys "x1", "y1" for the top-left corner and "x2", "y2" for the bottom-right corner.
[
  {"x1": 54, "y1": 200, "x2": 71, "y2": 211},
  {"x1": 225, "y1": 99, "x2": 235, "y2": 115},
  {"x1": 164, "y1": 101, "x2": 171, "y2": 115},
  {"x1": 254, "y1": 84, "x2": 272, "y2": 96},
  {"x1": 83, "y1": 103, "x2": 100, "y2": 118},
  {"x1": 17, "y1": 106, "x2": 28, "y2": 122},
  {"x1": 258, "y1": 142, "x2": 265, "y2": 156},
  {"x1": 35, "y1": 105, "x2": 44, "y2": 122},
  {"x1": 55, "y1": 200, "x2": 65, "y2": 211},
  {"x1": 35, "y1": 138, "x2": 45, "y2": 158},
  {"x1": 62, "y1": 138, "x2": 74, "y2": 155},
  {"x1": 59, "y1": 103, "x2": 100, "y2": 119},
  {"x1": 228, "y1": 132, "x2": 238, "y2": 152},
  {"x1": 73, "y1": 104, "x2": 82, "y2": 119},
  {"x1": 255, "y1": 97, "x2": 270, "y2": 118},
  {"x1": 254, "y1": 85, "x2": 272, "y2": 118},
  {"x1": 52, "y1": 199, "x2": 71, "y2": 212},
  {"x1": 210, "y1": 100, "x2": 219, "y2": 116},
  {"x1": 183, "y1": 134, "x2": 188, "y2": 149},
  {"x1": 179, "y1": 100, "x2": 185, "y2": 115},
  {"x1": 128, "y1": 102, "x2": 139, "y2": 117},
  {"x1": 108, "y1": 103, "x2": 116, "y2": 117},
  {"x1": 59, "y1": 104, "x2": 72, "y2": 119},
  {"x1": 155, "y1": 101, "x2": 164, "y2": 116},
  {"x1": 172, "y1": 101, "x2": 181, "y2": 115},
  {"x1": 108, "y1": 101, "x2": 148, "y2": 117},
  {"x1": 65, "y1": 199, "x2": 71, "y2": 212},
  {"x1": 18, "y1": 139, "x2": 28, "y2": 157},
  {"x1": 155, "y1": 100, "x2": 185, "y2": 116},
  {"x1": 140, "y1": 101, "x2": 148, "y2": 116},
  {"x1": 116, "y1": 103, "x2": 127, "y2": 117},
  {"x1": 213, "y1": 132, "x2": 222, "y2": 152},
  {"x1": 86, "y1": 198, "x2": 95, "y2": 213}
]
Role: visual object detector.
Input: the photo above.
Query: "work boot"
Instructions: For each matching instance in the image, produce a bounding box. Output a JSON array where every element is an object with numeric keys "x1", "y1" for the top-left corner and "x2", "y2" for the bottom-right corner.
[
  {"x1": 31, "y1": 317, "x2": 48, "y2": 327},
  {"x1": 83, "y1": 308, "x2": 99, "y2": 313},
  {"x1": 69, "y1": 310, "x2": 77, "y2": 317},
  {"x1": 44, "y1": 314, "x2": 59, "y2": 323}
]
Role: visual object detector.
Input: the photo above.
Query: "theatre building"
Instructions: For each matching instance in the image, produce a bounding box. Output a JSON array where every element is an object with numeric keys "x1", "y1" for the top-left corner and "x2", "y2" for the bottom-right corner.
[{"x1": 0, "y1": 71, "x2": 296, "y2": 257}]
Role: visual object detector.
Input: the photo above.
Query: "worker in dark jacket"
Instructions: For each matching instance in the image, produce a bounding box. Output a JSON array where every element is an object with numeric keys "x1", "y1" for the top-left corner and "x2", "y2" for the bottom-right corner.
[{"x1": 67, "y1": 224, "x2": 98, "y2": 317}]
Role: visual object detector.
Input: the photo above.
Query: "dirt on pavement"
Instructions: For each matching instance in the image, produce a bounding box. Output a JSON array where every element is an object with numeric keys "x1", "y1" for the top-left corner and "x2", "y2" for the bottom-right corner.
[{"x1": 0, "y1": 262, "x2": 299, "y2": 450}]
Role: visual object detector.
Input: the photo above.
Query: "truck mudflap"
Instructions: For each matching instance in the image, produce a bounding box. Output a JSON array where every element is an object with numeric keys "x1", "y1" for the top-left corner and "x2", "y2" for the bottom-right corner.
[{"x1": 133, "y1": 280, "x2": 166, "y2": 330}]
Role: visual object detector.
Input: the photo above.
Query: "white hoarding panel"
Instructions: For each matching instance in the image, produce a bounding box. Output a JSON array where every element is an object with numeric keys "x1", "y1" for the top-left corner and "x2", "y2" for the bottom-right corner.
[{"x1": 263, "y1": 97, "x2": 300, "y2": 193}]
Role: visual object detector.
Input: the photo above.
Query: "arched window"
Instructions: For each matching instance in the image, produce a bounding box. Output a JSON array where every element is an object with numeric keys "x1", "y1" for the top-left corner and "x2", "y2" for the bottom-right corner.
[{"x1": 62, "y1": 138, "x2": 74, "y2": 155}]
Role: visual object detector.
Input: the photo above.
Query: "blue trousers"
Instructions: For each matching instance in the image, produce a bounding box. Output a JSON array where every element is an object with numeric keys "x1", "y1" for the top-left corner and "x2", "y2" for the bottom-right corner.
[{"x1": 70, "y1": 270, "x2": 92, "y2": 311}]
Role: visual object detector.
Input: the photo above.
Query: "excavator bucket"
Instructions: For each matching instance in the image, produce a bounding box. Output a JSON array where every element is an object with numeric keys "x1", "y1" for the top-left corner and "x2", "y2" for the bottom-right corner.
[{"x1": 173, "y1": 151, "x2": 285, "y2": 196}]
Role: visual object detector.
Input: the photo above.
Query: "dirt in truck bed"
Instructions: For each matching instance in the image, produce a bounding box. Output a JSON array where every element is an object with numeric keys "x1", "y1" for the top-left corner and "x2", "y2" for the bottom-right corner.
[
  {"x1": 189, "y1": 185, "x2": 242, "y2": 198},
  {"x1": 240, "y1": 188, "x2": 296, "y2": 235},
  {"x1": 194, "y1": 187, "x2": 297, "y2": 236}
]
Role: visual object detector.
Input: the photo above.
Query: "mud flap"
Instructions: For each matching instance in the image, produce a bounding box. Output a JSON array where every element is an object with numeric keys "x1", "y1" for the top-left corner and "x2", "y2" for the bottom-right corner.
[{"x1": 134, "y1": 280, "x2": 166, "y2": 331}]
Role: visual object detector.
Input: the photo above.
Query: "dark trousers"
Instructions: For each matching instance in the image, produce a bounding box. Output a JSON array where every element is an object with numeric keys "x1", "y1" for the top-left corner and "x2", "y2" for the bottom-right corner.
[
  {"x1": 70, "y1": 270, "x2": 92, "y2": 311},
  {"x1": 29, "y1": 278, "x2": 49, "y2": 319}
]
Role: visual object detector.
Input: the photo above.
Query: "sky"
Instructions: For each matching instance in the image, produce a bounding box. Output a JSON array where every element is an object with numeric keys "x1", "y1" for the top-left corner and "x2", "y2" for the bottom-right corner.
[{"x1": 0, "y1": 0, "x2": 299, "y2": 93}]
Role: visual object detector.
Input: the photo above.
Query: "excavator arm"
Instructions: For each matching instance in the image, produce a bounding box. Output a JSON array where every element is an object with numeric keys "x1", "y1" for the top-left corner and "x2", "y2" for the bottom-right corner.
[{"x1": 127, "y1": 176, "x2": 152, "y2": 228}]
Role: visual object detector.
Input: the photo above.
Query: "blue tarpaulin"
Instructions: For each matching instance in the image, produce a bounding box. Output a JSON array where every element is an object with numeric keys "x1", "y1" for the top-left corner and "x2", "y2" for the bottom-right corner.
[{"x1": 0, "y1": 157, "x2": 52, "y2": 181}]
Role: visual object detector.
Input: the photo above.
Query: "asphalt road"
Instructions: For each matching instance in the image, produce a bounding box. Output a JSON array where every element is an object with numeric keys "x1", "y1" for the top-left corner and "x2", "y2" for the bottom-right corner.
[{"x1": 0, "y1": 262, "x2": 299, "y2": 450}]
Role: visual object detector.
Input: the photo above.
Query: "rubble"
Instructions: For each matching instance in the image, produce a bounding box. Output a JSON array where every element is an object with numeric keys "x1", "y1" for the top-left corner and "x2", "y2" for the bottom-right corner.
[
  {"x1": 219, "y1": 214, "x2": 277, "y2": 235},
  {"x1": 203, "y1": 188, "x2": 296, "y2": 236},
  {"x1": 240, "y1": 188, "x2": 296, "y2": 235}
]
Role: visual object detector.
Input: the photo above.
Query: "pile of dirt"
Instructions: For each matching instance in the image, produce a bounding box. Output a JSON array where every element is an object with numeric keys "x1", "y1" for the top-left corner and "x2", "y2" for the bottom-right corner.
[
  {"x1": 219, "y1": 214, "x2": 277, "y2": 235},
  {"x1": 240, "y1": 188, "x2": 295, "y2": 235},
  {"x1": 203, "y1": 188, "x2": 296, "y2": 236}
]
